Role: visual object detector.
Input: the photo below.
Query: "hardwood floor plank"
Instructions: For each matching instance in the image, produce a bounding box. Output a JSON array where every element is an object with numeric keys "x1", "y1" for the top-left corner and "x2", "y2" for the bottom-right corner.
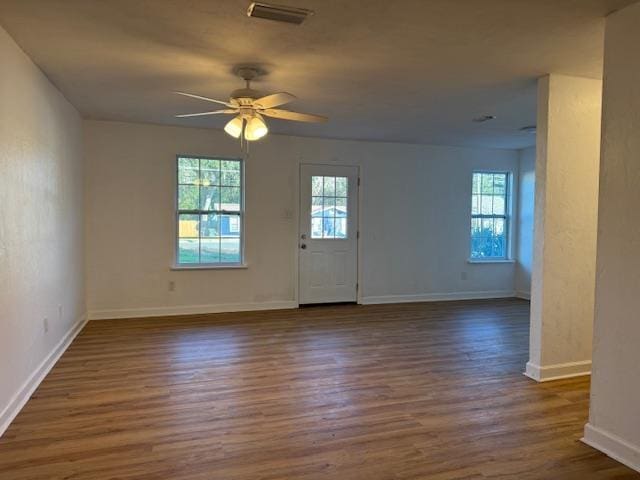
[{"x1": 0, "y1": 299, "x2": 637, "y2": 479}]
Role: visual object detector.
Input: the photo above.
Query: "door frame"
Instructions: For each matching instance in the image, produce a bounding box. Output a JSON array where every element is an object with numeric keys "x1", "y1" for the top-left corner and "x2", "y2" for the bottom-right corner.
[{"x1": 295, "y1": 162, "x2": 362, "y2": 306}]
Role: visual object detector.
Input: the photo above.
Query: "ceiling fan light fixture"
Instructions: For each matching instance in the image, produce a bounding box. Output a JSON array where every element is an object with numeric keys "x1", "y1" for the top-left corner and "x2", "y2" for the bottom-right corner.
[
  {"x1": 244, "y1": 114, "x2": 268, "y2": 141},
  {"x1": 174, "y1": 68, "x2": 325, "y2": 149},
  {"x1": 224, "y1": 116, "x2": 244, "y2": 138}
]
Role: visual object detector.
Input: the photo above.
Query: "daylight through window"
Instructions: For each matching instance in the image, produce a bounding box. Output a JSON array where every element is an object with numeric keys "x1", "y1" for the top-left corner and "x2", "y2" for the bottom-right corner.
[
  {"x1": 310, "y1": 176, "x2": 348, "y2": 239},
  {"x1": 176, "y1": 157, "x2": 243, "y2": 265},
  {"x1": 470, "y1": 172, "x2": 509, "y2": 260}
]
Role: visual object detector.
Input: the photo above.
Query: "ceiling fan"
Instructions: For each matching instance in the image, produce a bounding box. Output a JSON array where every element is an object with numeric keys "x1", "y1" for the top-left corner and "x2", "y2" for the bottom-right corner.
[{"x1": 174, "y1": 67, "x2": 327, "y2": 144}]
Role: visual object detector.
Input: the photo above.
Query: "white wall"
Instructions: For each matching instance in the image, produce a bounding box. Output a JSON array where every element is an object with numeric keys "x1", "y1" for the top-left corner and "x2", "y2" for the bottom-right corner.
[
  {"x1": 0, "y1": 27, "x2": 85, "y2": 434},
  {"x1": 526, "y1": 74, "x2": 602, "y2": 382},
  {"x1": 583, "y1": 2, "x2": 640, "y2": 472},
  {"x1": 84, "y1": 120, "x2": 520, "y2": 318},
  {"x1": 515, "y1": 147, "x2": 535, "y2": 298}
]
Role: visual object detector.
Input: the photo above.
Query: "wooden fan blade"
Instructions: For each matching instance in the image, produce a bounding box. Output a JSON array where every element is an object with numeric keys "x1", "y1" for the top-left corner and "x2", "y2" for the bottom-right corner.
[
  {"x1": 174, "y1": 91, "x2": 234, "y2": 107},
  {"x1": 175, "y1": 109, "x2": 237, "y2": 118},
  {"x1": 262, "y1": 109, "x2": 328, "y2": 123},
  {"x1": 254, "y1": 92, "x2": 296, "y2": 109}
]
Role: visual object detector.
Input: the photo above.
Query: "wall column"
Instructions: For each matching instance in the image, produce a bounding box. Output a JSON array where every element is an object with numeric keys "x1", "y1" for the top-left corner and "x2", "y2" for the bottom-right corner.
[
  {"x1": 583, "y1": 2, "x2": 640, "y2": 472},
  {"x1": 526, "y1": 74, "x2": 602, "y2": 381}
]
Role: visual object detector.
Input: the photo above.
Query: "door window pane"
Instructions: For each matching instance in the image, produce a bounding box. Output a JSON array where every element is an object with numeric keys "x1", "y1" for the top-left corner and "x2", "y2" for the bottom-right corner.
[
  {"x1": 312, "y1": 176, "x2": 323, "y2": 196},
  {"x1": 311, "y1": 217, "x2": 323, "y2": 238},
  {"x1": 335, "y1": 218, "x2": 347, "y2": 239},
  {"x1": 335, "y1": 197, "x2": 347, "y2": 217},
  {"x1": 323, "y1": 197, "x2": 336, "y2": 211},
  {"x1": 323, "y1": 176, "x2": 336, "y2": 196},
  {"x1": 311, "y1": 196, "x2": 323, "y2": 217},
  {"x1": 322, "y1": 217, "x2": 335, "y2": 237},
  {"x1": 310, "y1": 176, "x2": 348, "y2": 239}
]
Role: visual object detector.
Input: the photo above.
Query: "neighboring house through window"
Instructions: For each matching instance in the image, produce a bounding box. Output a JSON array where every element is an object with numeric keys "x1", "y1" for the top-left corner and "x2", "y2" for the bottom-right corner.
[
  {"x1": 176, "y1": 156, "x2": 243, "y2": 266},
  {"x1": 470, "y1": 171, "x2": 510, "y2": 260}
]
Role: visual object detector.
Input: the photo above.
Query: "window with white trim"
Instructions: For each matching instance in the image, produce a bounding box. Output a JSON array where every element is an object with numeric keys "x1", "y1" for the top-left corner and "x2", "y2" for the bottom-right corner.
[
  {"x1": 470, "y1": 172, "x2": 510, "y2": 260},
  {"x1": 176, "y1": 156, "x2": 243, "y2": 265}
]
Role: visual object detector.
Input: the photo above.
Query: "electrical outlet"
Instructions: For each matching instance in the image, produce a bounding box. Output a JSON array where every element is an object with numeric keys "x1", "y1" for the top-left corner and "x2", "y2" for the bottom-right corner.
[
  {"x1": 58, "y1": 304, "x2": 63, "y2": 319},
  {"x1": 461, "y1": 271, "x2": 468, "y2": 281},
  {"x1": 168, "y1": 280, "x2": 176, "y2": 292},
  {"x1": 43, "y1": 317, "x2": 49, "y2": 333}
]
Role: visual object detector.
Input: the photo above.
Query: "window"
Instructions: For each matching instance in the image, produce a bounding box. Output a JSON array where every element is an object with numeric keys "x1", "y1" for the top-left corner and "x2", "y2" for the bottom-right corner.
[
  {"x1": 176, "y1": 156, "x2": 243, "y2": 266},
  {"x1": 311, "y1": 175, "x2": 348, "y2": 239},
  {"x1": 470, "y1": 172, "x2": 510, "y2": 260}
]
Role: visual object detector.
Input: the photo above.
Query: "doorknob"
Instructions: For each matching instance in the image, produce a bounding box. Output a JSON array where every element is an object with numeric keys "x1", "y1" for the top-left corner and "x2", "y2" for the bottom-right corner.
[{"x1": 300, "y1": 244, "x2": 307, "y2": 249}]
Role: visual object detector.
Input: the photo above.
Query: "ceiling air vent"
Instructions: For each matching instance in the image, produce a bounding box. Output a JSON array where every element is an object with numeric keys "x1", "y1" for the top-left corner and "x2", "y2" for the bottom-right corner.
[{"x1": 247, "y1": 2, "x2": 313, "y2": 25}]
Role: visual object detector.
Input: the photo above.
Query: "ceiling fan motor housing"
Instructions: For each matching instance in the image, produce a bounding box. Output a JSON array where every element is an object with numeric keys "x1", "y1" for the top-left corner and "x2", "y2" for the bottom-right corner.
[
  {"x1": 231, "y1": 67, "x2": 265, "y2": 104},
  {"x1": 230, "y1": 88, "x2": 263, "y2": 105}
]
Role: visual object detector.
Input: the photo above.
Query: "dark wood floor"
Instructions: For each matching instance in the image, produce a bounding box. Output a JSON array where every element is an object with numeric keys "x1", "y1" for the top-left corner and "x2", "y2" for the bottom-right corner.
[{"x1": 0, "y1": 299, "x2": 637, "y2": 479}]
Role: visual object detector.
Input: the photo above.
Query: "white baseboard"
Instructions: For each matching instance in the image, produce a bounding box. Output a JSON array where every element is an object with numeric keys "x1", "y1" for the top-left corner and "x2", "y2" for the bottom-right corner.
[
  {"x1": 0, "y1": 314, "x2": 88, "y2": 438},
  {"x1": 361, "y1": 290, "x2": 516, "y2": 305},
  {"x1": 524, "y1": 360, "x2": 591, "y2": 382},
  {"x1": 515, "y1": 290, "x2": 531, "y2": 300},
  {"x1": 91, "y1": 292, "x2": 521, "y2": 319},
  {"x1": 88, "y1": 300, "x2": 299, "y2": 320},
  {"x1": 583, "y1": 423, "x2": 640, "y2": 473}
]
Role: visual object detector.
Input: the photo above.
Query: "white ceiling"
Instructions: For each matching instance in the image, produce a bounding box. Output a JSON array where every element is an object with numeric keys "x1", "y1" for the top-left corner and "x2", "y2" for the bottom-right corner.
[{"x1": 0, "y1": 0, "x2": 635, "y2": 149}]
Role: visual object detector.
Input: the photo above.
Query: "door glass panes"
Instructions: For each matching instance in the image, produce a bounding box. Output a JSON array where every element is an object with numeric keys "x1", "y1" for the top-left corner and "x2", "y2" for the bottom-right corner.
[
  {"x1": 311, "y1": 176, "x2": 348, "y2": 239},
  {"x1": 470, "y1": 172, "x2": 509, "y2": 259},
  {"x1": 177, "y1": 157, "x2": 242, "y2": 264}
]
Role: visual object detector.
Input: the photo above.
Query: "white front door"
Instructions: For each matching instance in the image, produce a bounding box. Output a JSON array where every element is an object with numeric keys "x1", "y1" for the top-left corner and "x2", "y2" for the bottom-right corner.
[{"x1": 299, "y1": 164, "x2": 359, "y2": 304}]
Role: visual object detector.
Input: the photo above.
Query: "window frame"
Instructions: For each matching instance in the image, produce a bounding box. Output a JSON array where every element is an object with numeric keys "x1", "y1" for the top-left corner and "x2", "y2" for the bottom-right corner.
[
  {"x1": 469, "y1": 170, "x2": 512, "y2": 262},
  {"x1": 174, "y1": 155, "x2": 245, "y2": 268}
]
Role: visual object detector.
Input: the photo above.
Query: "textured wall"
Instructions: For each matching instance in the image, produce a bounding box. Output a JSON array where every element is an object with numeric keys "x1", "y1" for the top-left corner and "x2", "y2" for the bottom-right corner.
[
  {"x1": 0, "y1": 27, "x2": 85, "y2": 431},
  {"x1": 527, "y1": 74, "x2": 602, "y2": 380},
  {"x1": 584, "y1": 2, "x2": 640, "y2": 472},
  {"x1": 84, "y1": 120, "x2": 520, "y2": 318}
]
